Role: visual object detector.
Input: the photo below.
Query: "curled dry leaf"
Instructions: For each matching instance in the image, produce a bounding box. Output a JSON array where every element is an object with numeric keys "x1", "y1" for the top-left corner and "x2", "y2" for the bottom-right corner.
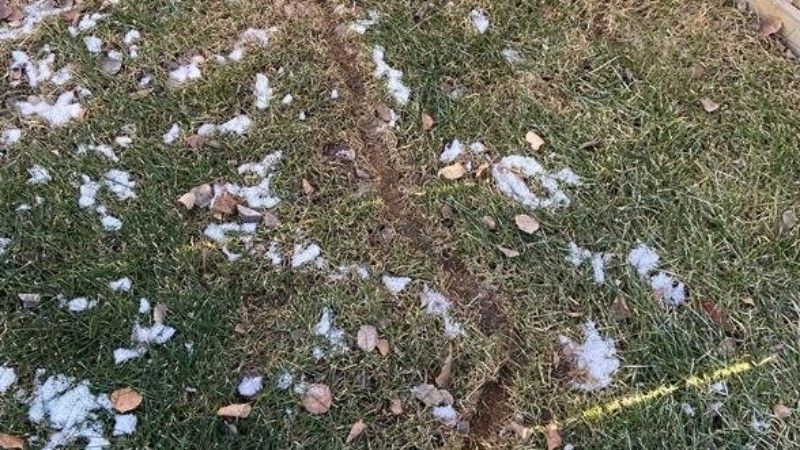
[
  {"x1": 611, "y1": 295, "x2": 632, "y2": 321},
  {"x1": 421, "y1": 112, "x2": 435, "y2": 131},
  {"x1": 773, "y1": 403, "x2": 792, "y2": 419},
  {"x1": 153, "y1": 303, "x2": 167, "y2": 324},
  {"x1": 438, "y1": 163, "x2": 466, "y2": 180},
  {"x1": 345, "y1": 420, "x2": 367, "y2": 444},
  {"x1": 389, "y1": 398, "x2": 404, "y2": 415},
  {"x1": 110, "y1": 387, "x2": 142, "y2": 413},
  {"x1": 376, "y1": 338, "x2": 390, "y2": 356},
  {"x1": 191, "y1": 184, "x2": 213, "y2": 208},
  {"x1": 412, "y1": 384, "x2": 453, "y2": 407},
  {"x1": 356, "y1": 325, "x2": 378, "y2": 352},
  {"x1": 497, "y1": 245, "x2": 520, "y2": 258},
  {"x1": 217, "y1": 403, "x2": 252, "y2": 418},
  {"x1": 778, "y1": 209, "x2": 797, "y2": 235},
  {"x1": 544, "y1": 423, "x2": 562, "y2": 450},
  {"x1": 514, "y1": 214, "x2": 540, "y2": 234},
  {"x1": 474, "y1": 162, "x2": 490, "y2": 178},
  {"x1": 302, "y1": 383, "x2": 332, "y2": 415},
  {"x1": 700, "y1": 300, "x2": 728, "y2": 325},
  {"x1": 435, "y1": 346, "x2": 454, "y2": 388},
  {"x1": 700, "y1": 98, "x2": 719, "y2": 113},
  {"x1": 185, "y1": 134, "x2": 208, "y2": 149},
  {"x1": 741, "y1": 296, "x2": 756, "y2": 307},
  {"x1": 759, "y1": 16, "x2": 782, "y2": 37},
  {"x1": 375, "y1": 102, "x2": 394, "y2": 123},
  {"x1": 211, "y1": 190, "x2": 238, "y2": 216},
  {"x1": 481, "y1": 216, "x2": 497, "y2": 230},
  {"x1": 0, "y1": 433, "x2": 24, "y2": 450},
  {"x1": 302, "y1": 178, "x2": 315, "y2": 196},
  {"x1": 525, "y1": 130, "x2": 545, "y2": 150},
  {"x1": 177, "y1": 192, "x2": 195, "y2": 210}
]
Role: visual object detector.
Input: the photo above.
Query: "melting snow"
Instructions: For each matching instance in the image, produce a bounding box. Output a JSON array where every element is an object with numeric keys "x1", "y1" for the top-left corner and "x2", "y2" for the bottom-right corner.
[
  {"x1": 2, "y1": 128, "x2": 23, "y2": 148},
  {"x1": 265, "y1": 241, "x2": 283, "y2": 266},
  {"x1": 123, "y1": 29, "x2": 140, "y2": 58},
  {"x1": 112, "y1": 414, "x2": 137, "y2": 436},
  {"x1": 68, "y1": 13, "x2": 106, "y2": 36},
  {"x1": 559, "y1": 321, "x2": 619, "y2": 391},
  {"x1": 113, "y1": 348, "x2": 145, "y2": 365},
  {"x1": 0, "y1": 237, "x2": 11, "y2": 256},
  {"x1": 78, "y1": 176, "x2": 100, "y2": 208},
  {"x1": 16, "y1": 91, "x2": 85, "y2": 127},
  {"x1": 0, "y1": 0, "x2": 74, "y2": 42},
  {"x1": 138, "y1": 298, "x2": 151, "y2": 314},
  {"x1": 491, "y1": 155, "x2": 581, "y2": 209},
  {"x1": 254, "y1": 73, "x2": 273, "y2": 110},
  {"x1": 312, "y1": 307, "x2": 348, "y2": 358},
  {"x1": 10, "y1": 50, "x2": 71, "y2": 88},
  {"x1": 275, "y1": 370, "x2": 293, "y2": 390},
  {"x1": 103, "y1": 169, "x2": 136, "y2": 200},
  {"x1": 420, "y1": 287, "x2": 464, "y2": 339},
  {"x1": 469, "y1": 9, "x2": 490, "y2": 34},
  {"x1": 213, "y1": 27, "x2": 274, "y2": 64},
  {"x1": 330, "y1": 89, "x2": 339, "y2": 100},
  {"x1": 440, "y1": 139, "x2": 464, "y2": 163},
  {"x1": 627, "y1": 243, "x2": 686, "y2": 306},
  {"x1": 0, "y1": 365, "x2": 17, "y2": 393},
  {"x1": 168, "y1": 57, "x2": 203, "y2": 87},
  {"x1": 432, "y1": 405, "x2": 460, "y2": 427},
  {"x1": 162, "y1": 123, "x2": 182, "y2": 144},
  {"x1": 27, "y1": 164, "x2": 52, "y2": 185},
  {"x1": 291, "y1": 243, "x2": 321, "y2": 268},
  {"x1": 203, "y1": 222, "x2": 257, "y2": 243},
  {"x1": 62, "y1": 297, "x2": 97, "y2": 313},
  {"x1": 349, "y1": 9, "x2": 380, "y2": 34},
  {"x1": 372, "y1": 46, "x2": 410, "y2": 105},
  {"x1": 83, "y1": 36, "x2": 103, "y2": 54},
  {"x1": 218, "y1": 115, "x2": 252, "y2": 135},
  {"x1": 132, "y1": 322, "x2": 176, "y2": 345},
  {"x1": 281, "y1": 94, "x2": 293, "y2": 105},
  {"x1": 237, "y1": 376, "x2": 263, "y2": 397},
  {"x1": 382, "y1": 275, "x2": 411, "y2": 295},
  {"x1": 109, "y1": 277, "x2": 132, "y2": 292},
  {"x1": 75, "y1": 143, "x2": 118, "y2": 162},
  {"x1": 566, "y1": 241, "x2": 610, "y2": 285}
]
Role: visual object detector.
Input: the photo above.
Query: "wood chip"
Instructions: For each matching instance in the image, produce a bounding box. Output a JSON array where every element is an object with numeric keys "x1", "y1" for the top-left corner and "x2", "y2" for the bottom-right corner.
[
  {"x1": 525, "y1": 131, "x2": 545, "y2": 150},
  {"x1": 700, "y1": 98, "x2": 719, "y2": 113},
  {"x1": 302, "y1": 383, "x2": 332, "y2": 415},
  {"x1": 421, "y1": 112, "x2": 435, "y2": 131},
  {"x1": 177, "y1": 192, "x2": 195, "y2": 210},
  {"x1": 389, "y1": 398, "x2": 404, "y2": 415},
  {"x1": 435, "y1": 346, "x2": 454, "y2": 388},
  {"x1": 345, "y1": 420, "x2": 367, "y2": 443},
  {"x1": 438, "y1": 163, "x2": 466, "y2": 180},
  {"x1": 376, "y1": 338, "x2": 390, "y2": 356},
  {"x1": 773, "y1": 403, "x2": 792, "y2": 419},
  {"x1": 302, "y1": 178, "x2": 315, "y2": 195},
  {"x1": 217, "y1": 403, "x2": 252, "y2": 418},
  {"x1": 544, "y1": 423, "x2": 562, "y2": 450},
  {"x1": 497, "y1": 245, "x2": 520, "y2": 258},
  {"x1": 211, "y1": 190, "x2": 238, "y2": 216},
  {"x1": 0, "y1": 433, "x2": 25, "y2": 450},
  {"x1": 356, "y1": 325, "x2": 378, "y2": 352},
  {"x1": 110, "y1": 388, "x2": 142, "y2": 413},
  {"x1": 514, "y1": 214, "x2": 540, "y2": 234},
  {"x1": 759, "y1": 16, "x2": 782, "y2": 37}
]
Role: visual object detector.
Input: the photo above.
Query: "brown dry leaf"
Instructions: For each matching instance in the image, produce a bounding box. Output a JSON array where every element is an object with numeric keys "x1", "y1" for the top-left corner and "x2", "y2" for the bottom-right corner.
[
  {"x1": 438, "y1": 163, "x2": 466, "y2": 180},
  {"x1": 191, "y1": 184, "x2": 213, "y2": 208},
  {"x1": 700, "y1": 98, "x2": 719, "y2": 113},
  {"x1": 481, "y1": 216, "x2": 497, "y2": 230},
  {"x1": 525, "y1": 130, "x2": 545, "y2": 150},
  {"x1": 700, "y1": 300, "x2": 728, "y2": 325},
  {"x1": 514, "y1": 214, "x2": 540, "y2": 234},
  {"x1": 778, "y1": 209, "x2": 797, "y2": 235},
  {"x1": 544, "y1": 423, "x2": 562, "y2": 450},
  {"x1": 356, "y1": 325, "x2": 378, "y2": 352},
  {"x1": 302, "y1": 178, "x2": 315, "y2": 196},
  {"x1": 611, "y1": 295, "x2": 632, "y2": 321},
  {"x1": 389, "y1": 398, "x2": 404, "y2": 415},
  {"x1": 421, "y1": 112, "x2": 435, "y2": 131},
  {"x1": 0, "y1": 0, "x2": 8, "y2": 20},
  {"x1": 497, "y1": 245, "x2": 520, "y2": 258},
  {"x1": 773, "y1": 403, "x2": 792, "y2": 419},
  {"x1": 376, "y1": 338, "x2": 390, "y2": 356},
  {"x1": 412, "y1": 384, "x2": 453, "y2": 407},
  {"x1": 262, "y1": 211, "x2": 280, "y2": 227},
  {"x1": 177, "y1": 192, "x2": 195, "y2": 210},
  {"x1": 216, "y1": 403, "x2": 252, "y2": 418},
  {"x1": 185, "y1": 134, "x2": 207, "y2": 149},
  {"x1": 211, "y1": 190, "x2": 238, "y2": 216},
  {"x1": 474, "y1": 162, "x2": 490, "y2": 178},
  {"x1": 63, "y1": 9, "x2": 82, "y2": 24},
  {"x1": 302, "y1": 384, "x2": 332, "y2": 415},
  {"x1": 508, "y1": 422, "x2": 532, "y2": 440},
  {"x1": 759, "y1": 16, "x2": 782, "y2": 37},
  {"x1": 741, "y1": 296, "x2": 756, "y2": 307},
  {"x1": 153, "y1": 303, "x2": 167, "y2": 324},
  {"x1": 375, "y1": 102, "x2": 394, "y2": 123},
  {"x1": 110, "y1": 388, "x2": 142, "y2": 413},
  {"x1": 435, "y1": 346, "x2": 454, "y2": 388},
  {"x1": 345, "y1": 420, "x2": 367, "y2": 444},
  {"x1": 0, "y1": 433, "x2": 24, "y2": 450}
]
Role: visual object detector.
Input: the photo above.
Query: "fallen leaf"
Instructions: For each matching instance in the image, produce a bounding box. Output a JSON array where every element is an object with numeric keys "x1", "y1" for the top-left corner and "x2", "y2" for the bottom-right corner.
[
  {"x1": 0, "y1": 0, "x2": 8, "y2": 20},
  {"x1": 438, "y1": 163, "x2": 466, "y2": 180},
  {"x1": 262, "y1": 211, "x2": 280, "y2": 227},
  {"x1": 481, "y1": 216, "x2": 497, "y2": 230},
  {"x1": 376, "y1": 338, "x2": 390, "y2": 356},
  {"x1": 497, "y1": 245, "x2": 520, "y2": 258},
  {"x1": 544, "y1": 423, "x2": 562, "y2": 450},
  {"x1": 514, "y1": 214, "x2": 540, "y2": 234},
  {"x1": 191, "y1": 184, "x2": 213, "y2": 208},
  {"x1": 700, "y1": 300, "x2": 728, "y2": 325},
  {"x1": 356, "y1": 325, "x2": 378, "y2": 352},
  {"x1": 302, "y1": 178, "x2": 315, "y2": 196},
  {"x1": 18, "y1": 293, "x2": 41, "y2": 309},
  {"x1": 6, "y1": 9, "x2": 21, "y2": 23},
  {"x1": 177, "y1": 192, "x2": 195, "y2": 210},
  {"x1": 237, "y1": 205, "x2": 262, "y2": 223},
  {"x1": 474, "y1": 162, "x2": 490, "y2": 178},
  {"x1": 302, "y1": 383, "x2": 332, "y2": 415},
  {"x1": 741, "y1": 296, "x2": 756, "y2": 307},
  {"x1": 508, "y1": 421, "x2": 532, "y2": 440},
  {"x1": 63, "y1": 9, "x2": 82, "y2": 24},
  {"x1": 412, "y1": 384, "x2": 453, "y2": 407},
  {"x1": 700, "y1": 98, "x2": 719, "y2": 113},
  {"x1": 611, "y1": 295, "x2": 632, "y2": 321},
  {"x1": 345, "y1": 420, "x2": 367, "y2": 444},
  {"x1": 217, "y1": 403, "x2": 252, "y2": 418},
  {"x1": 773, "y1": 403, "x2": 792, "y2": 419},
  {"x1": 421, "y1": 112, "x2": 435, "y2": 131},
  {"x1": 153, "y1": 303, "x2": 167, "y2": 324},
  {"x1": 759, "y1": 16, "x2": 782, "y2": 37},
  {"x1": 375, "y1": 102, "x2": 394, "y2": 123},
  {"x1": 778, "y1": 209, "x2": 797, "y2": 235},
  {"x1": 435, "y1": 346, "x2": 454, "y2": 388},
  {"x1": 389, "y1": 398, "x2": 404, "y2": 415},
  {"x1": 185, "y1": 134, "x2": 208, "y2": 149},
  {"x1": 110, "y1": 388, "x2": 142, "y2": 413},
  {"x1": 525, "y1": 131, "x2": 545, "y2": 150},
  {"x1": 0, "y1": 433, "x2": 24, "y2": 450},
  {"x1": 211, "y1": 190, "x2": 238, "y2": 216}
]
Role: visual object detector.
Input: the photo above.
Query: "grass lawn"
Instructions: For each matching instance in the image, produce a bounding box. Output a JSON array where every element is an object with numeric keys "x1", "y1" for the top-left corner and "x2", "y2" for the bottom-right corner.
[{"x1": 1, "y1": 0, "x2": 799, "y2": 448}]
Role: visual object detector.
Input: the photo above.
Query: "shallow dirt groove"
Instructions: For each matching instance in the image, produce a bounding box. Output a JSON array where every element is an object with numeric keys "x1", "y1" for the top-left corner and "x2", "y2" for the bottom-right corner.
[{"x1": 309, "y1": 0, "x2": 519, "y2": 445}]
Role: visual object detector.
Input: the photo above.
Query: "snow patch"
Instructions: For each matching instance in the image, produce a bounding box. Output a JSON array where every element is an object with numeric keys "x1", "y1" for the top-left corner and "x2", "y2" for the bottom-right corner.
[
  {"x1": 254, "y1": 73, "x2": 273, "y2": 110},
  {"x1": 168, "y1": 56, "x2": 203, "y2": 87},
  {"x1": 275, "y1": 370, "x2": 293, "y2": 390},
  {"x1": 2, "y1": 128, "x2": 23, "y2": 148},
  {"x1": 491, "y1": 155, "x2": 581, "y2": 209},
  {"x1": 237, "y1": 376, "x2": 263, "y2": 397},
  {"x1": 469, "y1": 9, "x2": 490, "y2": 34},
  {"x1": 627, "y1": 243, "x2": 686, "y2": 306},
  {"x1": 382, "y1": 275, "x2": 411, "y2": 295},
  {"x1": 78, "y1": 176, "x2": 101, "y2": 208},
  {"x1": 440, "y1": 139, "x2": 463, "y2": 163},
  {"x1": 103, "y1": 169, "x2": 136, "y2": 200},
  {"x1": 162, "y1": 123, "x2": 182, "y2": 144},
  {"x1": 420, "y1": 286, "x2": 464, "y2": 339},
  {"x1": 62, "y1": 297, "x2": 97, "y2": 313},
  {"x1": 112, "y1": 414, "x2": 137, "y2": 436},
  {"x1": 83, "y1": 36, "x2": 103, "y2": 54},
  {"x1": 68, "y1": 13, "x2": 106, "y2": 36},
  {"x1": 292, "y1": 243, "x2": 321, "y2": 268},
  {"x1": 27, "y1": 164, "x2": 52, "y2": 185},
  {"x1": 501, "y1": 48, "x2": 523, "y2": 63},
  {"x1": 218, "y1": 115, "x2": 252, "y2": 135},
  {"x1": 372, "y1": 46, "x2": 410, "y2": 105},
  {"x1": 566, "y1": 241, "x2": 610, "y2": 285},
  {"x1": 0, "y1": 0, "x2": 74, "y2": 42},
  {"x1": 75, "y1": 143, "x2": 118, "y2": 162},
  {"x1": 559, "y1": 321, "x2": 619, "y2": 391},
  {"x1": 349, "y1": 9, "x2": 380, "y2": 34},
  {"x1": 312, "y1": 307, "x2": 348, "y2": 359},
  {"x1": 0, "y1": 237, "x2": 11, "y2": 256},
  {"x1": 432, "y1": 405, "x2": 460, "y2": 427},
  {"x1": 109, "y1": 277, "x2": 132, "y2": 292},
  {"x1": 10, "y1": 50, "x2": 71, "y2": 88},
  {"x1": 16, "y1": 91, "x2": 85, "y2": 127},
  {"x1": 0, "y1": 365, "x2": 17, "y2": 393}
]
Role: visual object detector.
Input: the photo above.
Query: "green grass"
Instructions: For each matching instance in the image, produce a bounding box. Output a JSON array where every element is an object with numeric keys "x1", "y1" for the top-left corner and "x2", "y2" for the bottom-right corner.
[{"x1": 2, "y1": 0, "x2": 799, "y2": 449}]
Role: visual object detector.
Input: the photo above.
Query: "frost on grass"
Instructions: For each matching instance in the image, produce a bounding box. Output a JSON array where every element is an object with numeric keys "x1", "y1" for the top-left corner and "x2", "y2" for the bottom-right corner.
[
  {"x1": 27, "y1": 164, "x2": 52, "y2": 185},
  {"x1": 469, "y1": 9, "x2": 490, "y2": 34},
  {"x1": 627, "y1": 243, "x2": 686, "y2": 306},
  {"x1": 27, "y1": 373, "x2": 129, "y2": 449},
  {"x1": 291, "y1": 243, "x2": 321, "y2": 268},
  {"x1": 382, "y1": 275, "x2": 411, "y2": 295},
  {"x1": 254, "y1": 73, "x2": 273, "y2": 110},
  {"x1": 312, "y1": 307, "x2": 348, "y2": 360},
  {"x1": 567, "y1": 241, "x2": 610, "y2": 285},
  {"x1": 559, "y1": 321, "x2": 620, "y2": 391},
  {"x1": 0, "y1": 0, "x2": 74, "y2": 42},
  {"x1": 237, "y1": 376, "x2": 263, "y2": 397},
  {"x1": 501, "y1": 48, "x2": 523, "y2": 64},
  {"x1": 0, "y1": 365, "x2": 17, "y2": 393},
  {"x1": 10, "y1": 50, "x2": 71, "y2": 88},
  {"x1": 16, "y1": 91, "x2": 85, "y2": 127},
  {"x1": 162, "y1": 123, "x2": 182, "y2": 144},
  {"x1": 349, "y1": 9, "x2": 380, "y2": 34},
  {"x1": 372, "y1": 46, "x2": 410, "y2": 105},
  {"x1": 103, "y1": 169, "x2": 136, "y2": 200},
  {"x1": 420, "y1": 286, "x2": 464, "y2": 339},
  {"x1": 492, "y1": 155, "x2": 581, "y2": 210},
  {"x1": 440, "y1": 139, "x2": 463, "y2": 163},
  {"x1": 109, "y1": 277, "x2": 132, "y2": 292}
]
